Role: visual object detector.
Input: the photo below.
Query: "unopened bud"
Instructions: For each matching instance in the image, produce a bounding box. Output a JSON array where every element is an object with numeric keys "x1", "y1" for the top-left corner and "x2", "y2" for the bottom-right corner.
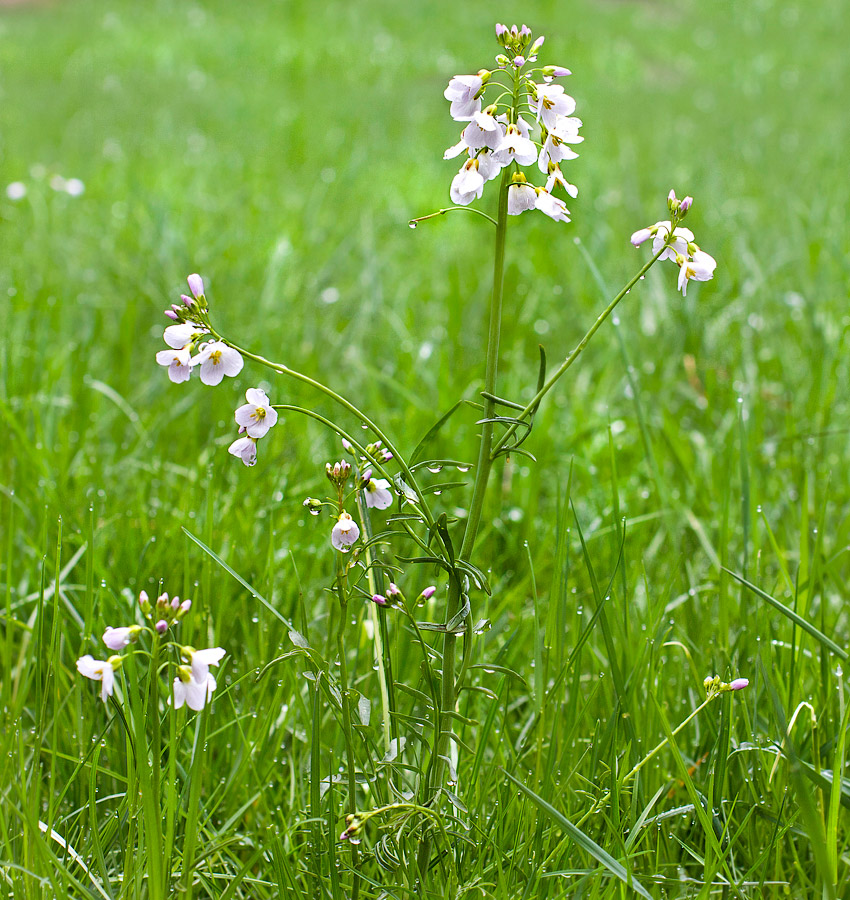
[
  {"x1": 512, "y1": 55, "x2": 526, "y2": 68},
  {"x1": 303, "y1": 497, "x2": 322, "y2": 511},
  {"x1": 164, "y1": 309, "x2": 178, "y2": 320},
  {"x1": 679, "y1": 195, "x2": 693, "y2": 215},
  {"x1": 156, "y1": 592, "x2": 169, "y2": 609},
  {"x1": 187, "y1": 273, "x2": 204, "y2": 299},
  {"x1": 181, "y1": 294, "x2": 195, "y2": 307},
  {"x1": 387, "y1": 583, "x2": 401, "y2": 597},
  {"x1": 326, "y1": 460, "x2": 352, "y2": 486},
  {"x1": 178, "y1": 599, "x2": 192, "y2": 617},
  {"x1": 371, "y1": 593, "x2": 388, "y2": 606},
  {"x1": 729, "y1": 677, "x2": 749, "y2": 691},
  {"x1": 139, "y1": 590, "x2": 151, "y2": 613},
  {"x1": 107, "y1": 654, "x2": 124, "y2": 670},
  {"x1": 542, "y1": 65, "x2": 571, "y2": 78},
  {"x1": 529, "y1": 36, "x2": 544, "y2": 56},
  {"x1": 495, "y1": 53, "x2": 510, "y2": 67},
  {"x1": 495, "y1": 23, "x2": 508, "y2": 42},
  {"x1": 477, "y1": 68, "x2": 491, "y2": 85},
  {"x1": 341, "y1": 438, "x2": 353, "y2": 453},
  {"x1": 171, "y1": 597, "x2": 180, "y2": 610},
  {"x1": 420, "y1": 585, "x2": 437, "y2": 600},
  {"x1": 630, "y1": 228, "x2": 652, "y2": 247},
  {"x1": 155, "y1": 619, "x2": 168, "y2": 634}
]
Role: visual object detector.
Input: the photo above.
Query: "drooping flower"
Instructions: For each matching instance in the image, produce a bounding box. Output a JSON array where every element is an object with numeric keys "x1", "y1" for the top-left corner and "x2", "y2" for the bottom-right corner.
[
  {"x1": 192, "y1": 341, "x2": 244, "y2": 386},
  {"x1": 155, "y1": 346, "x2": 192, "y2": 383},
  {"x1": 228, "y1": 435, "x2": 258, "y2": 467},
  {"x1": 461, "y1": 109, "x2": 503, "y2": 151},
  {"x1": 234, "y1": 388, "x2": 278, "y2": 438},
  {"x1": 163, "y1": 322, "x2": 205, "y2": 350},
  {"x1": 507, "y1": 180, "x2": 537, "y2": 216},
  {"x1": 450, "y1": 158, "x2": 485, "y2": 206},
  {"x1": 364, "y1": 477, "x2": 393, "y2": 510},
  {"x1": 76, "y1": 655, "x2": 119, "y2": 703},
  {"x1": 677, "y1": 250, "x2": 717, "y2": 296},
  {"x1": 534, "y1": 189, "x2": 571, "y2": 222},
  {"x1": 332, "y1": 512, "x2": 360, "y2": 551}
]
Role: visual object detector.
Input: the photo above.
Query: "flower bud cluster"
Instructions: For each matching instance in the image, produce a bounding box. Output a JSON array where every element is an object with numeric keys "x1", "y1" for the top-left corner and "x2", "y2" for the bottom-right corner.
[
  {"x1": 76, "y1": 587, "x2": 226, "y2": 712},
  {"x1": 156, "y1": 274, "x2": 245, "y2": 386},
  {"x1": 444, "y1": 24, "x2": 582, "y2": 223},
  {"x1": 703, "y1": 674, "x2": 749, "y2": 698},
  {"x1": 630, "y1": 192, "x2": 717, "y2": 296},
  {"x1": 370, "y1": 582, "x2": 436, "y2": 607}
]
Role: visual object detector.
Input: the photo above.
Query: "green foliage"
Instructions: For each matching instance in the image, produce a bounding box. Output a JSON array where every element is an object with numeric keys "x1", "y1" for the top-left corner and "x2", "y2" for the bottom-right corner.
[{"x1": 2, "y1": 0, "x2": 850, "y2": 896}]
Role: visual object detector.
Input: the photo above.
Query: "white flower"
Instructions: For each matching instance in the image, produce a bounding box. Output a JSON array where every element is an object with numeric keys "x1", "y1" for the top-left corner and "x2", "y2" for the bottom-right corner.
[
  {"x1": 461, "y1": 110, "x2": 503, "y2": 151},
  {"x1": 163, "y1": 323, "x2": 203, "y2": 350},
  {"x1": 476, "y1": 149, "x2": 504, "y2": 182},
  {"x1": 677, "y1": 250, "x2": 717, "y2": 296},
  {"x1": 443, "y1": 135, "x2": 468, "y2": 160},
  {"x1": 364, "y1": 478, "x2": 393, "y2": 510},
  {"x1": 76, "y1": 655, "x2": 117, "y2": 703},
  {"x1": 191, "y1": 341, "x2": 244, "y2": 386},
  {"x1": 535, "y1": 189, "x2": 571, "y2": 222},
  {"x1": 332, "y1": 512, "x2": 360, "y2": 551},
  {"x1": 234, "y1": 388, "x2": 278, "y2": 438},
  {"x1": 544, "y1": 165, "x2": 578, "y2": 198},
  {"x1": 651, "y1": 221, "x2": 694, "y2": 261},
  {"x1": 155, "y1": 346, "x2": 192, "y2": 383},
  {"x1": 492, "y1": 124, "x2": 538, "y2": 168},
  {"x1": 102, "y1": 626, "x2": 140, "y2": 651},
  {"x1": 534, "y1": 83, "x2": 577, "y2": 129},
  {"x1": 228, "y1": 435, "x2": 258, "y2": 466},
  {"x1": 507, "y1": 182, "x2": 537, "y2": 215},
  {"x1": 444, "y1": 74, "x2": 483, "y2": 121},
  {"x1": 450, "y1": 159, "x2": 485, "y2": 206},
  {"x1": 173, "y1": 646, "x2": 225, "y2": 711}
]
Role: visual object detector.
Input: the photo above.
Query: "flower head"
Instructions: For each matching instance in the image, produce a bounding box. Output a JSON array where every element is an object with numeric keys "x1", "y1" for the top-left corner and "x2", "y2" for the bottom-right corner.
[
  {"x1": 234, "y1": 388, "x2": 278, "y2": 438},
  {"x1": 155, "y1": 346, "x2": 192, "y2": 383},
  {"x1": 191, "y1": 341, "x2": 244, "y2": 386},
  {"x1": 173, "y1": 646, "x2": 226, "y2": 711},
  {"x1": 332, "y1": 512, "x2": 360, "y2": 551},
  {"x1": 677, "y1": 249, "x2": 717, "y2": 296},
  {"x1": 450, "y1": 158, "x2": 485, "y2": 206},
  {"x1": 76, "y1": 655, "x2": 120, "y2": 703},
  {"x1": 364, "y1": 477, "x2": 393, "y2": 510}
]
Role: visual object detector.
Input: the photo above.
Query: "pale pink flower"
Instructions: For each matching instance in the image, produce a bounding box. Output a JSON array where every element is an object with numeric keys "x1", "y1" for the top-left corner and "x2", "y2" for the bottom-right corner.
[
  {"x1": 450, "y1": 158, "x2": 484, "y2": 206},
  {"x1": 234, "y1": 388, "x2": 278, "y2": 438},
  {"x1": 228, "y1": 435, "x2": 258, "y2": 467},
  {"x1": 534, "y1": 84, "x2": 576, "y2": 129},
  {"x1": 173, "y1": 646, "x2": 225, "y2": 711},
  {"x1": 535, "y1": 189, "x2": 571, "y2": 222},
  {"x1": 677, "y1": 250, "x2": 717, "y2": 296},
  {"x1": 102, "y1": 626, "x2": 140, "y2": 651},
  {"x1": 507, "y1": 182, "x2": 537, "y2": 215},
  {"x1": 493, "y1": 124, "x2": 537, "y2": 167},
  {"x1": 192, "y1": 341, "x2": 244, "y2": 386},
  {"x1": 76, "y1": 655, "x2": 118, "y2": 703},
  {"x1": 364, "y1": 477, "x2": 393, "y2": 510},
  {"x1": 444, "y1": 74, "x2": 483, "y2": 121},
  {"x1": 332, "y1": 512, "x2": 360, "y2": 551}
]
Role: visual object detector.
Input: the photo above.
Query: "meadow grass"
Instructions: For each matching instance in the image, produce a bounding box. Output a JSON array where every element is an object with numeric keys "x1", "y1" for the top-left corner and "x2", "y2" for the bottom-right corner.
[{"x1": 2, "y1": 0, "x2": 850, "y2": 896}]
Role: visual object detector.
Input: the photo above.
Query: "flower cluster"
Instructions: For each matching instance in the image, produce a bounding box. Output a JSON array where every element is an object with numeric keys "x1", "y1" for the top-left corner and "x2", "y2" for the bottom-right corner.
[
  {"x1": 76, "y1": 588, "x2": 226, "y2": 712},
  {"x1": 631, "y1": 191, "x2": 717, "y2": 296},
  {"x1": 703, "y1": 674, "x2": 749, "y2": 698},
  {"x1": 228, "y1": 387, "x2": 279, "y2": 467},
  {"x1": 155, "y1": 275, "x2": 244, "y2": 385},
  {"x1": 444, "y1": 23, "x2": 581, "y2": 222}
]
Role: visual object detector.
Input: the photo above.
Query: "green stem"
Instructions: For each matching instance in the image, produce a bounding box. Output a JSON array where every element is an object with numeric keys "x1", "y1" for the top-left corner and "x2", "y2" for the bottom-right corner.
[
  {"x1": 335, "y1": 557, "x2": 361, "y2": 900},
  {"x1": 224, "y1": 342, "x2": 438, "y2": 531},
  {"x1": 353, "y1": 487, "x2": 396, "y2": 758},
  {"x1": 490, "y1": 245, "x2": 667, "y2": 459}
]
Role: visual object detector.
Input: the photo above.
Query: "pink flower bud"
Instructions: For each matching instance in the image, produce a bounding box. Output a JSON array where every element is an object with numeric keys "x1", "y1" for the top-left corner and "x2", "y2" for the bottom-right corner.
[
  {"x1": 421, "y1": 586, "x2": 437, "y2": 600},
  {"x1": 387, "y1": 583, "x2": 401, "y2": 596},
  {"x1": 679, "y1": 196, "x2": 693, "y2": 213},
  {"x1": 530, "y1": 36, "x2": 544, "y2": 55},
  {"x1": 519, "y1": 24, "x2": 531, "y2": 38},
  {"x1": 341, "y1": 438, "x2": 353, "y2": 452},
  {"x1": 729, "y1": 678, "x2": 749, "y2": 691},
  {"x1": 155, "y1": 619, "x2": 168, "y2": 634},
  {"x1": 187, "y1": 273, "x2": 204, "y2": 299},
  {"x1": 180, "y1": 599, "x2": 192, "y2": 613},
  {"x1": 371, "y1": 593, "x2": 388, "y2": 606},
  {"x1": 164, "y1": 309, "x2": 178, "y2": 320},
  {"x1": 139, "y1": 590, "x2": 149, "y2": 606},
  {"x1": 512, "y1": 55, "x2": 526, "y2": 67},
  {"x1": 495, "y1": 23, "x2": 507, "y2": 37},
  {"x1": 630, "y1": 228, "x2": 652, "y2": 247},
  {"x1": 171, "y1": 597, "x2": 180, "y2": 610},
  {"x1": 156, "y1": 592, "x2": 169, "y2": 608},
  {"x1": 181, "y1": 294, "x2": 195, "y2": 307}
]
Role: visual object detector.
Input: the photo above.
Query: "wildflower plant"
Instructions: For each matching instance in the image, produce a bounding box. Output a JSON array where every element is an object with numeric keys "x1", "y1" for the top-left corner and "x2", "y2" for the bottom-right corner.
[
  {"x1": 75, "y1": 588, "x2": 227, "y2": 897},
  {"x1": 144, "y1": 21, "x2": 723, "y2": 893}
]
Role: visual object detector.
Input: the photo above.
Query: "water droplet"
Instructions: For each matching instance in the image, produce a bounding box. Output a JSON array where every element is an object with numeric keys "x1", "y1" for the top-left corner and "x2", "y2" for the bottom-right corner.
[{"x1": 408, "y1": 221, "x2": 417, "y2": 229}]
